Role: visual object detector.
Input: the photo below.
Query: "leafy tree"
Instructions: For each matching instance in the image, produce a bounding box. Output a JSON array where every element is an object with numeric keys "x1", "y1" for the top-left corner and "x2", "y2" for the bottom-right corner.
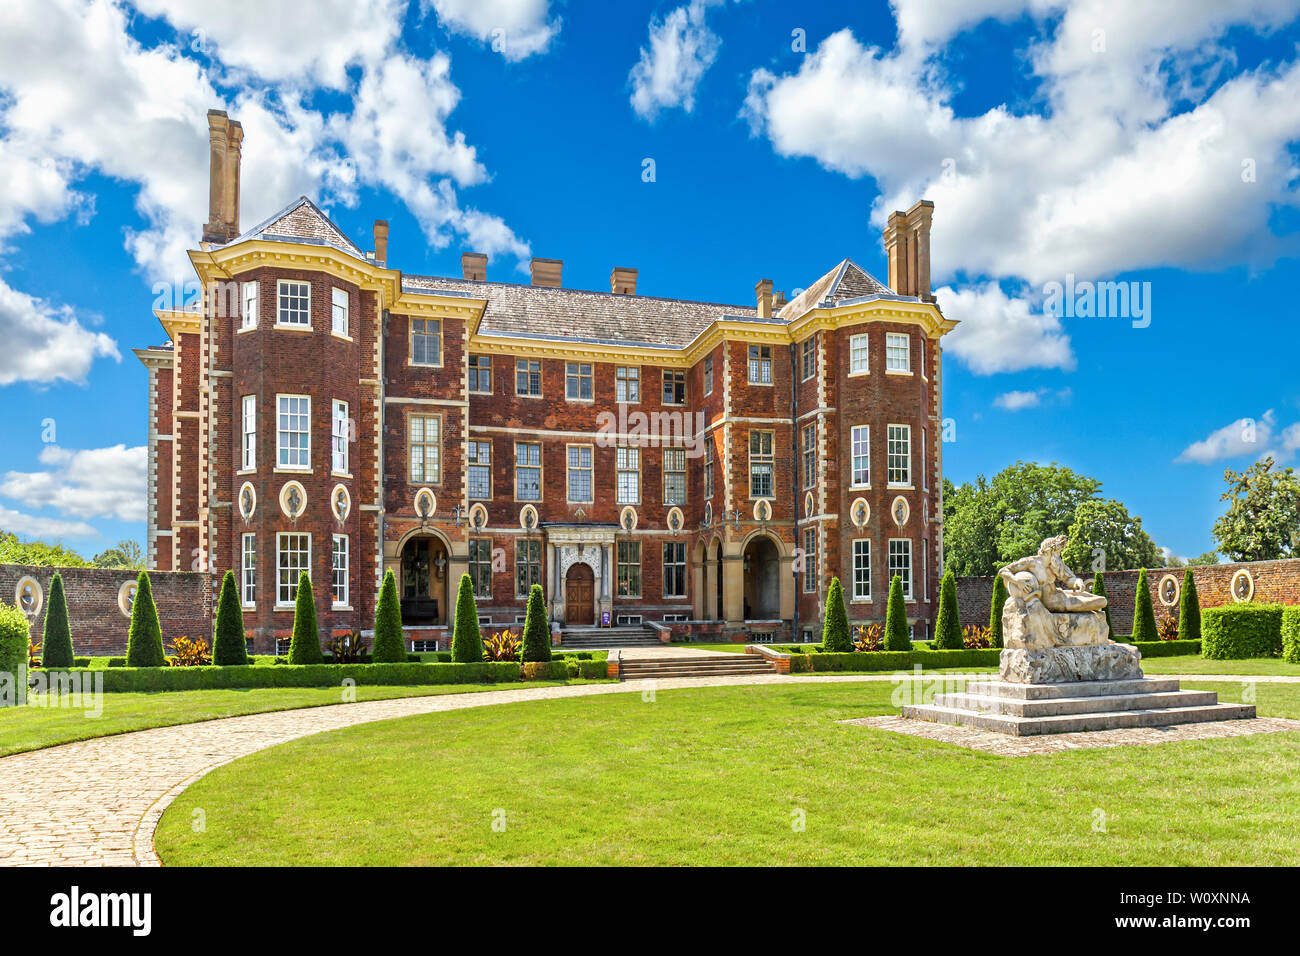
[
  {"x1": 125, "y1": 571, "x2": 165, "y2": 667},
  {"x1": 0, "y1": 531, "x2": 90, "y2": 567},
  {"x1": 92, "y1": 539, "x2": 145, "y2": 569},
  {"x1": 1063, "y1": 498, "x2": 1161, "y2": 573},
  {"x1": 821, "y1": 577, "x2": 852, "y2": 652},
  {"x1": 1092, "y1": 573, "x2": 1114, "y2": 639},
  {"x1": 933, "y1": 571, "x2": 962, "y2": 649},
  {"x1": 1188, "y1": 551, "x2": 1221, "y2": 566},
  {"x1": 988, "y1": 574, "x2": 1008, "y2": 648},
  {"x1": 944, "y1": 462, "x2": 1103, "y2": 575},
  {"x1": 212, "y1": 570, "x2": 249, "y2": 665},
  {"x1": 884, "y1": 575, "x2": 911, "y2": 651},
  {"x1": 371, "y1": 569, "x2": 405, "y2": 662},
  {"x1": 1178, "y1": 568, "x2": 1202, "y2": 643},
  {"x1": 41, "y1": 572, "x2": 74, "y2": 667},
  {"x1": 451, "y1": 573, "x2": 483, "y2": 663},
  {"x1": 1130, "y1": 568, "x2": 1159, "y2": 643},
  {"x1": 288, "y1": 572, "x2": 323, "y2": 664},
  {"x1": 1212, "y1": 457, "x2": 1300, "y2": 561},
  {"x1": 520, "y1": 583, "x2": 551, "y2": 662}
]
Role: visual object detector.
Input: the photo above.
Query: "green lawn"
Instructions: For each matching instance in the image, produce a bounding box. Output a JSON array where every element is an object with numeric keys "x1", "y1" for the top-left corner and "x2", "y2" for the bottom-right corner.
[
  {"x1": 0, "y1": 680, "x2": 602, "y2": 758},
  {"x1": 1141, "y1": 656, "x2": 1300, "y2": 676},
  {"x1": 156, "y1": 680, "x2": 1300, "y2": 866}
]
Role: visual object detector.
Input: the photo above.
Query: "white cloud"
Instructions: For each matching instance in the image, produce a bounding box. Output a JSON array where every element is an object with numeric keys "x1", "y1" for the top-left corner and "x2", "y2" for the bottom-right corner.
[
  {"x1": 743, "y1": 5, "x2": 1300, "y2": 296},
  {"x1": 936, "y1": 283, "x2": 1075, "y2": 375},
  {"x1": 427, "y1": 0, "x2": 560, "y2": 61},
  {"x1": 1176, "y1": 409, "x2": 1280, "y2": 464},
  {"x1": 0, "y1": 444, "x2": 147, "y2": 522},
  {"x1": 0, "y1": 505, "x2": 98, "y2": 540},
  {"x1": 630, "y1": 0, "x2": 725, "y2": 120},
  {"x1": 994, "y1": 389, "x2": 1042, "y2": 411},
  {"x1": 129, "y1": 0, "x2": 405, "y2": 88},
  {"x1": 0, "y1": 279, "x2": 119, "y2": 386}
]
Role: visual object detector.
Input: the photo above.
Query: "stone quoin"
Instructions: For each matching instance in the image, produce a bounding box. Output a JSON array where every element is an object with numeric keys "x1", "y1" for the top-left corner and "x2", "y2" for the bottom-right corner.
[{"x1": 136, "y1": 109, "x2": 956, "y2": 654}]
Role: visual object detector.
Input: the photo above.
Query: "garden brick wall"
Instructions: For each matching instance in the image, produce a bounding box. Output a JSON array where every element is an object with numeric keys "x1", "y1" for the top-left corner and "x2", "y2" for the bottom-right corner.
[
  {"x1": 956, "y1": 558, "x2": 1300, "y2": 636},
  {"x1": 0, "y1": 564, "x2": 211, "y2": 657}
]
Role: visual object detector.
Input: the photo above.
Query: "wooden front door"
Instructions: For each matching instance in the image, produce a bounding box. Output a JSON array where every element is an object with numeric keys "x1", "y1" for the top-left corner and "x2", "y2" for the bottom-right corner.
[{"x1": 566, "y1": 563, "x2": 595, "y2": 626}]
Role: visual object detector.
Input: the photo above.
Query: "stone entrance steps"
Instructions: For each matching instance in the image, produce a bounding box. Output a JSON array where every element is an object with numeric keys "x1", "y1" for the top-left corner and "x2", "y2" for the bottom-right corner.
[
  {"x1": 902, "y1": 677, "x2": 1254, "y2": 736},
  {"x1": 559, "y1": 627, "x2": 662, "y2": 649},
  {"x1": 619, "y1": 655, "x2": 777, "y2": 681}
]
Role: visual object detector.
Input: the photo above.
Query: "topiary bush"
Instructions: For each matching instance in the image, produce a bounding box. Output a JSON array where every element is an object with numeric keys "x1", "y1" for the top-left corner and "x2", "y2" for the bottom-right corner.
[
  {"x1": 988, "y1": 574, "x2": 1008, "y2": 648},
  {"x1": 287, "y1": 572, "x2": 324, "y2": 665},
  {"x1": 451, "y1": 573, "x2": 483, "y2": 663},
  {"x1": 1178, "y1": 568, "x2": 1201, "y2": 644},
  {"x1": 1283, "y1": 607, "x2": 1300, "y2": 664},
  {"x1": 884, "y1": 574, "x2": 912, "y2": 651},
  {"x1": 520, "y1": 583, "x2": 551, "y2": 662},
  {"x1": 0, "y1": 602, "x2": 30, "y2": 706},
  {"x1": 41, "y1": 572, "x2": 74, "y2": 668},
  {"x1": 1092, "y1": 573, "x2": 1113, "y2": 640},
  {"x1": 126, "y1": 571, "x2": 166, "y2": 667},
  {"x1": 933, "y1": 571, "x2": 962, "y2": 649},
  {"x1": 212, "y1": 570, "x2": 250, "y2": 665},
  {"x1": 371, "y1": 569, "x2": 406, "y2": 663},
  {"x1": 1130, "y1": 568, "x2": 1159, "y2": 644},
  {"x1": 821, "y1": 577, "x2": 852, "y2": 652},
  {"x1": 1201, "y1": 603, "x2": 1285, "y2": 659}
]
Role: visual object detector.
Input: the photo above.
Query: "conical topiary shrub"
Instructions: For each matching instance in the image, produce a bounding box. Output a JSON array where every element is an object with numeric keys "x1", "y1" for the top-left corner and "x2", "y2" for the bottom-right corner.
[
  {"x1": 42, "y1": 572, "x2": 74, "y2": 668},
  {"x1": 1178, "y1": 568, "x2": 1201, "y2": 643},
  {"x1": 988, "y1": 574, "x2": 1008, "y2": 649},
  {"x1": 212, "y1": 570, "x2": 249, "y2": 665},
  {"x1": 1130, "y1": 568, "x2": 1159, "y2": 643},
  {"x1": 451, "y1": 573, "x2": 483, "y2": 663},
  {"x1": 126, "y1": 570, "x2": 165, "y2": 667},
  {"x1": 0, "y1": 603, "x2": 30, "y2": 706},
  {"x1": 1092, "y1": 572, "x2": 1114, "y2": 640},
  {"x1": 821, "y1": 576, "x2": 852, "y2": 652},
  {"x1": 521, "y1": 583, "x2": 551, "y2": 662},
  {"x1": 288, "y1": 571, "x2": 323, "y2": 664},
  {"x1": 884, "y1": 574, "x2": 912, "y2": 651},
  {"x1": 372, "y1": 569, "x2": 405, "y2": 662},
  {"x1": 933, "y1": 571, "x2": 962, "y2": 649}
]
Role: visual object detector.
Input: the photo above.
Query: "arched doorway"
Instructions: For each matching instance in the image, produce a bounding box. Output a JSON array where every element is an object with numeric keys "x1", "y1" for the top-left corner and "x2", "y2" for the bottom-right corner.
[
  {"x1": 743, "y1": 535, "x2": 781, "y2": 620},
  {"x1": 566, "y1": 563, "x2": 595, "y2": 625},
  {"x1": 400, "y1": 534, "x2": 450, "y2": 625}
]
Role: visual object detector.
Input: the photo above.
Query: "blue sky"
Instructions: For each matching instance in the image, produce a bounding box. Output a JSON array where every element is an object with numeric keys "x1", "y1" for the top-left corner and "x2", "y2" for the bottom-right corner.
[{"x1": 1, "y1": 0, "x2": 1298, "y2": 562}]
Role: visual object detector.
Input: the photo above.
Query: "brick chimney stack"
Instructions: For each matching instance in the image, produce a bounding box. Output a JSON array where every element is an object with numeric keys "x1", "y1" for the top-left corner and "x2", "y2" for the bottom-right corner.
[
  {"x1": 202, "y1": 109, "x2": 243, "y2": 244},
  {"x1": 530, "y1": 257, "x2": 562, "y2": 288},
  {"x1": 884, "y1": 199, "x2": 934, "y2": 301},
  {"x1": 610, "y1": 267, "x2": 637, "y2": 295},
  {"x1": 373, "y1": 220, "x2": 389, "y2": 264},
  {"x1": 461, "y1": 252, "x2": 487, "y2": 281},
  {"x1": 755, "y1": 278, "x2": 774, "y2": 319}
]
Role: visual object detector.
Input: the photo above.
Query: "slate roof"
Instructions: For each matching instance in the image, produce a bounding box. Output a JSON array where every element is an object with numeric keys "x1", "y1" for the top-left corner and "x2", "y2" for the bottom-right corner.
[
  {"x1": 778, "y1": 259, "x2": 897, "y2": 321},
  {"x1": 402, "y1": 274, "x2": 757, "y2": 349},
  {"x1": 227, "y1": 196, "x2": 365, "y2": 259},
  {"x1": 220, "y1": 197, "x2": 907, "y2": 347}
]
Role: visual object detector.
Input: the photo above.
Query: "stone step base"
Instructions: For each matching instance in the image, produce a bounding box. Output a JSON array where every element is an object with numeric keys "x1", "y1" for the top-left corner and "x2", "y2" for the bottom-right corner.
[
  {"x1": 964, "y1": 678, "x2": 1181, "y2": 700},
  {"x1": 902, "y1": 701, "x2": 1256, "y2": 736},
  {"x1": 935, "y1": 689, "x2": 1220, "y2": 718}
]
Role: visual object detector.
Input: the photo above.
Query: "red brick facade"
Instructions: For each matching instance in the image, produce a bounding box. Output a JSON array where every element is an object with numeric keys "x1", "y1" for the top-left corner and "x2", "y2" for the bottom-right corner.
[{"x1": 139, "y1": 185, "x2": 955, "y2": 652}]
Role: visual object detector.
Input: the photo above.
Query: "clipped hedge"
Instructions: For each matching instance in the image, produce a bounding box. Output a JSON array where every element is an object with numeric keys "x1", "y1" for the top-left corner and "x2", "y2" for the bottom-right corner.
[
  {"x1": 35, "y1": 661, "x2": 525, "y2": 692},
  {"x1": 787, "y1": 648, "x2": 1001, "y2": 673},
  {"x1": 1127, "y1": 639, "x2": 1201, "y2": 658},
  {"x1": 1201, "y1": 604, "x2": 1285, "y2": 659},
  {"x1": 1282, "y1": 607, "x2": 1300, "y2": 664},
  {"x1": 0, "y1": 603, "x2": 29, "y2": 705}
]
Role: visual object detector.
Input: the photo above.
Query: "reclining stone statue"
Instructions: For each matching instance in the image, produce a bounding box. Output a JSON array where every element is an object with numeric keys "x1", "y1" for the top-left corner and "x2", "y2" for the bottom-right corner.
[{"x1": 997, "y1": 535, "x2": 1143, "y2": 683}]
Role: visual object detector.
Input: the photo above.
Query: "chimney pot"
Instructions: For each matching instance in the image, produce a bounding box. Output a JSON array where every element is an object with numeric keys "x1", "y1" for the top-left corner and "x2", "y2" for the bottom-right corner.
[
  {"x1": 755, "y1": 278, "x2": 774, "y2": 319},
  {"x1": 373, "y1": 220, "x2": 389, "y2": 264},
  {"x1": 530, "y1": 257, "x2": 563, "y2": 288},
  {"x1": 610, "y1": 266, "x2": 638, "y2": 295},
  {"x1": 461, "y1": 251, "x2": 487, "y2": 281},
  {"x1": 203, "y1": 110, "x2": 232, "y2": 244},
  {"x1": 906, "y1": 199, "x2": 934, "y2": 301}
]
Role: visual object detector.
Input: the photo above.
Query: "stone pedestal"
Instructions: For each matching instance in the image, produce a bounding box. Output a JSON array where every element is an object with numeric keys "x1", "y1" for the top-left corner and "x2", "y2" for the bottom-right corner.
[{"x1": 999, "y1": 643, "x2": 1143, "y2": 683}]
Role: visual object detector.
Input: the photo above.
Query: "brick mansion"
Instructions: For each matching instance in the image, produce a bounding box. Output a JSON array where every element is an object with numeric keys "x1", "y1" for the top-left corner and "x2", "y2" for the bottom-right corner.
[{"x1": 136, "y1": 110, "x2": 956, "y2": 652}]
